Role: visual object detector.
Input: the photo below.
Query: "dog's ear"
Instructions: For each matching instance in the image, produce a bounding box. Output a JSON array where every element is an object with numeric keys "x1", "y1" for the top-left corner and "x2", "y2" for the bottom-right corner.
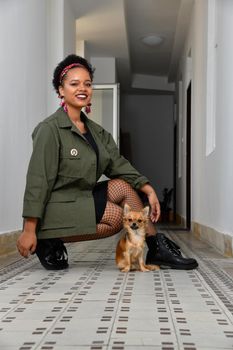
[
  {"x1": 142, "y1": 206, "x2": 150, "y2": 217},
  {"x1": 123, "y1": 203, "x2": 131, "y2": 215}
]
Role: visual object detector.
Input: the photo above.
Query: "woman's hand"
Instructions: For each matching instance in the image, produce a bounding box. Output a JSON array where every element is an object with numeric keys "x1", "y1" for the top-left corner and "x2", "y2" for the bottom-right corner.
[
  {"x1": 17, "y1": 231, "x2": 37, "y2": 258},
  {"x1": 147, "y1": 191, "x2": 161, "y2": 223},
  {"x1": 140, "y1": 184, "x2": 161, "y2": 223},
  {"x1": 17, "y1": 218, "x2": 38, "y2": 258}
]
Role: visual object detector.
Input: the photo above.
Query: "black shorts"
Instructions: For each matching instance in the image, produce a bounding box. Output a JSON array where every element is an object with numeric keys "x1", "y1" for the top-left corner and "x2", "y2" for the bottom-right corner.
[{"x1": 92, "y1": 180, "x2": 108, "y2": 223}]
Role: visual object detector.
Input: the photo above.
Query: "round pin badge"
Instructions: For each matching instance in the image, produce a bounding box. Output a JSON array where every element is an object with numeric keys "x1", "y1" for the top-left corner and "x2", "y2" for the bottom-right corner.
[{"x1": 70, "y1": 148, "x2": 78, "y2": 156}]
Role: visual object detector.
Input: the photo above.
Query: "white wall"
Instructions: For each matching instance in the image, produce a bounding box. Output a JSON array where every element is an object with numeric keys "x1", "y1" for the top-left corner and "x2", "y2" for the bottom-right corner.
[
  {"x1": 46, "y1": 0, "x2": 76, "y2": 115},
  {"x1": 120, "y1": 94, "x2": 174, "y2": 202},
  {"x1": 46, "y1": 0, "x2": 65, "y2": 115},
  {"x1": 176, "y1": 0, "x2": 233, "y2": 236},
  {"x1": 64, "y1": 1, "x2": 76, "y2": 57},
  {"x1": 176, "y1": 0, "x2": 207, "y2": 220},
  {"x1": 0, "y1": 0, "x2": 76, "y2": 235},
  {"x1": 90, "y1": 57, "x2": 116, "y2": 84},
  {"x1": 0, "y1": 0, "x2": 47, "y2": 234},
  {"x1": 213, "y1": 0, "x2": 233, "y2": 235}
]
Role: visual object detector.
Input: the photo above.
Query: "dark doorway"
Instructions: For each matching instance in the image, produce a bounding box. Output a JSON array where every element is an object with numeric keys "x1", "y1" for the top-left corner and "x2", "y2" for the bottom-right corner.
[
  {"x1": 173, "y1": 121, "x2": 177, "y2": 222},
  {"x1": 186, "y1": 82, "x2": 192, "y2": 230}
]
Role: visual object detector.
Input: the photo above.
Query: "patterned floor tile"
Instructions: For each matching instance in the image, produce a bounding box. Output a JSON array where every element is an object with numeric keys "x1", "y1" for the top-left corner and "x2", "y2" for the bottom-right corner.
[{"x1": 0, "y1": 231, "x2": 233, "y2": 349}]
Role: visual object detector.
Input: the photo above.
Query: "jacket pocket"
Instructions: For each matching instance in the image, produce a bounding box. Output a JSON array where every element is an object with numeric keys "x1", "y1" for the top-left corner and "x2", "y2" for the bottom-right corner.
[
  {"x1": 41, "y1": 196, "x2": 76, "y2": 230},
  {"x1": 48, "y1": 191, "x2": 77, "y2": 203},
  {"x1": 59, "y1": 154, "x2": 82, "y2": 179}
]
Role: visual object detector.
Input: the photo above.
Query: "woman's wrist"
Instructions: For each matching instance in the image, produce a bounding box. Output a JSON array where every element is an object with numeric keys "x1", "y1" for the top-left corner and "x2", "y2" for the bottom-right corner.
[
  {"x1": 23, "y1": 218, "x2": 38, "y2": 235},
  {"x1": 140, "y1": 183, "x2": 156, "y2": 197}
]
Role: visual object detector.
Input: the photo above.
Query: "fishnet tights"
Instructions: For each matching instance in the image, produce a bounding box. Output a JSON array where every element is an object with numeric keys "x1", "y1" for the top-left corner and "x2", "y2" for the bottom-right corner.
[
  {"x1": 97, "y1": 179, "x2": 144, "y2": 236},
  {"x1": 62, "y1": 179, "x2": 153, "y2": 243}
]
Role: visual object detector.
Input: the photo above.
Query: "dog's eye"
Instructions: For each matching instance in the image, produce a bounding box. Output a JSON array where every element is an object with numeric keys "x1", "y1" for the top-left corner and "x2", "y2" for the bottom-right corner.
[
  {"x1": 128, "y1": 218, "x2": 133, "y2": 222},
  {"x1": 137, "y1": 219, "x2": 142, "y2": 223}
]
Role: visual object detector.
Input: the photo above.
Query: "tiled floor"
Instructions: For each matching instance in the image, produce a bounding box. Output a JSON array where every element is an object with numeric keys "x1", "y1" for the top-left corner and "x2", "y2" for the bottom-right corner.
[{"x1": 1, "y1": 229, "x2": 233, "y2": 350}]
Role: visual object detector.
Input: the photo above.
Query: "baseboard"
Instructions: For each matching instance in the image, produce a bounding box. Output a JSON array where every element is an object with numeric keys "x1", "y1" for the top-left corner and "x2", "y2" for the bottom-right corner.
[
  {"x1": 192, "y1": 222, "x2": 233, "y2": 257},
  {"x1": 175, "y1": 214, "x2": 233, "y2": 257},
  {"x1": 175, "y1": 213, "x2": 186, "y2": 226},
  {"x1": 0, "y1": 230, "x2": 21, "y2": 257}
]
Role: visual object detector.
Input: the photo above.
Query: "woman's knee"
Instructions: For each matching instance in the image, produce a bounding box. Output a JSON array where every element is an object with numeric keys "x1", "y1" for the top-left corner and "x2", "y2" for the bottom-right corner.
[
  {"x1": 108, "y1": 178, "x2": 131, "y2": 190},
  {"x1": 107, "y1": 179, "x2": 135, "y2": 203},
  {"x1": 100, "y1": 202, "x2": 123, "y2": 229}
]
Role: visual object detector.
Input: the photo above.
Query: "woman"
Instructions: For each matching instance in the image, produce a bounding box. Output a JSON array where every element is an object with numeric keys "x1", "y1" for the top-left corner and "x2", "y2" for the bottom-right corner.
[{"x1": 17, "y1": 54, "x2": 198, "y2": 271}]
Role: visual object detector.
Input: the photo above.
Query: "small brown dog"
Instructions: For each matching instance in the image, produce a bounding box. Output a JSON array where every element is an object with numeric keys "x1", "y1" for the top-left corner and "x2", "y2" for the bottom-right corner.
[{"x1": 116, "y1": 204, "x2": 160, "y2": 272}]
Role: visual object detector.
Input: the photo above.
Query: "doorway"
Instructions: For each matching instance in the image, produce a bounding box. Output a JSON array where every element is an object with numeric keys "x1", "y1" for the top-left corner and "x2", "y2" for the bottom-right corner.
[
  {"x1": 165, "y1": 81, "x2": 192, "y2": 231},
  {"x1": 89, "y1": 84, "x2": 119, "y2": 145},
  {"x1": 186, "y1": 81, "x2": 192, "y2": 230}
]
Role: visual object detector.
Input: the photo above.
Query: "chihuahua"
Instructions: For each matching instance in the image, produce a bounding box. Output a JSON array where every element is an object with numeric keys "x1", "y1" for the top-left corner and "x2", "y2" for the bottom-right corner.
[{"x1": 116, "y1": 204, "x2": 160, "y2": 272}]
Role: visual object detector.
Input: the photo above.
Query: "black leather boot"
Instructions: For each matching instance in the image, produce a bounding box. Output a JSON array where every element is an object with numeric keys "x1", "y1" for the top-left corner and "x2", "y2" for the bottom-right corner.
[
  {"x1": 145, "y1": 233, "x2": 198, "y2": 270},
  {"x1": 35, "y1": 238, "x2": 69, "y2": 270}
]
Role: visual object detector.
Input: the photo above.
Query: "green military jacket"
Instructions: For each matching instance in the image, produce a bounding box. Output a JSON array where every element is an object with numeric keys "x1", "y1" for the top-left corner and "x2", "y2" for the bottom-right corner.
[{"x1": 23, "y1": 108, "x2": 149, "y2": 239}]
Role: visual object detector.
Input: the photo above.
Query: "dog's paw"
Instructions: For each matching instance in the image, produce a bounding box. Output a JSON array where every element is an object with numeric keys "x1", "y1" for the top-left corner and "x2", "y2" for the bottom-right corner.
[
  {"x1": 121, "y1": 266, "x2": 130, "y2": 272},
  {"x1": 145, "y1": 264, "x2": 160, "y2": 271},
  {"x1": 139, "y1": 267, "x2": 150, "y2": 272}
]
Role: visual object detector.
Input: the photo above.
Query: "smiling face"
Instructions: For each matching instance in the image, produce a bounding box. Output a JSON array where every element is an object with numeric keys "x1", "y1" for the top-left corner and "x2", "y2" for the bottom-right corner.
[{"x1": 58, "y1": 67, "x2": 93, "y2": 112}]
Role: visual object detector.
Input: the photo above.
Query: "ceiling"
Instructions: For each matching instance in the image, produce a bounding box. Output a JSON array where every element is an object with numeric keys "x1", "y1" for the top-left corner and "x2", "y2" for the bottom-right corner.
[{"x1": 69, "y1": 0, "x2": 193, "y2": 92}]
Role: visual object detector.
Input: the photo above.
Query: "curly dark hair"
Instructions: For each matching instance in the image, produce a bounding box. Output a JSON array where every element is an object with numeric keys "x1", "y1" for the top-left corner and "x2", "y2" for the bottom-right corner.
[{"x1": 52, "y1": 54, "x2": 95, "y2": 94}]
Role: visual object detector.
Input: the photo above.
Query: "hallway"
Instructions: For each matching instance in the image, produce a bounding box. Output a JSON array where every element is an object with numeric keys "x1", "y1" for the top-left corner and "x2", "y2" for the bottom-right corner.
[
  {"x1": 1, "y1": 1, "x2": 233, "y2": 348},
  {"x1": 1, "y1": 230, "x2": 233, "y2": 350}
]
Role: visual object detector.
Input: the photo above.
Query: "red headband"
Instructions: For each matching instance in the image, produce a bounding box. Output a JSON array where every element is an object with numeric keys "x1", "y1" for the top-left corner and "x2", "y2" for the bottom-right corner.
[{"x1": 59, "y1": 63, "x2": 86, "y2": 83}]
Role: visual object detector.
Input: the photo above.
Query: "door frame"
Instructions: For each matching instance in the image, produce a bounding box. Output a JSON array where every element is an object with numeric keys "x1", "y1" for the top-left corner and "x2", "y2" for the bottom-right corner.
[
  {"x1": 186, "y1": 81, "x2": 192, "y2": 230},
  {"x1": 93, "y1": 83, "x2": 119, "y2": 145}
]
